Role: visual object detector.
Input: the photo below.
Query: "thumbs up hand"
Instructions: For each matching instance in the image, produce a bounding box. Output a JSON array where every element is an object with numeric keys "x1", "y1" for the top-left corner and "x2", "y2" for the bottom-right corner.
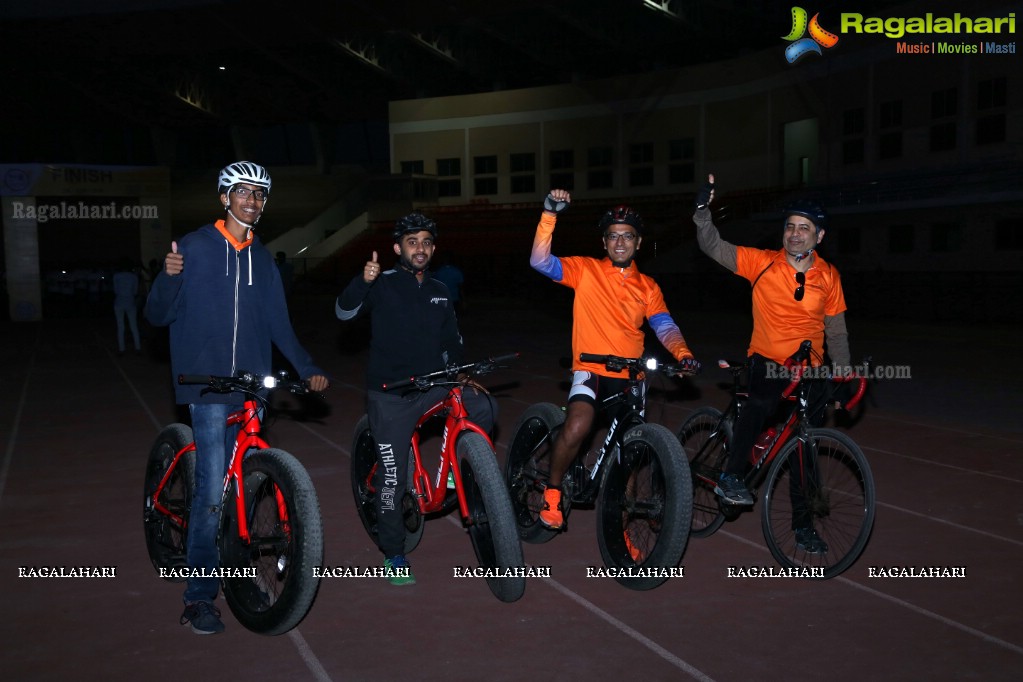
[
  {"x1": 363, "y1": 251, "x2": 381, "y2": 283},
  {"x1": 165, "y1": 240, "x2": 184, "y2": 276}
]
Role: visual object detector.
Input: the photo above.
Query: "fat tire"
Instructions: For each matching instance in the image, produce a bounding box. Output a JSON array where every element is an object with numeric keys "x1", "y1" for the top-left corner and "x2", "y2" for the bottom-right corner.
[
  {"x1": 761, "y1": 428, "x2": 875, "y2": 579},
  {"x1": 597, "y1": 423, "x2": 692, "y2": 590},
  {"x1": 458, "y1": 432, "x2": 526, "y2": 603},
  {"x1": 143, "y1": 424, "x2": 195, "y2": 581},
  {"x1": 504, "y1": 402, "x2": 566, "y2": 544},
  {"x1": 220, "y1": 448, "x2": 323, "y2": 635},
  {"x1": 350, "y1": 415, "x2": 425, "y2": 555},
  {"x1": 676, "y1": 408, "x2": 729, "y2": 538}
]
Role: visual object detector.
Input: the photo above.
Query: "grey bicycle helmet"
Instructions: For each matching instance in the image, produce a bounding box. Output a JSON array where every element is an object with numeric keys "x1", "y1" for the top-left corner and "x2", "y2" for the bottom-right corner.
[{"x1": 393, "y1": 212, "x2": 437, "y2": 242}]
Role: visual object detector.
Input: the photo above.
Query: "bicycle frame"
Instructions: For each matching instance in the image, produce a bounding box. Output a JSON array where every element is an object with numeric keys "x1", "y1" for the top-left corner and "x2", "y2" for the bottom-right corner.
[
  {"x1": 565, "y1": 372, "x2": 647, "y2": 505},
  {"x1": 367, "y1": 384, "x2": 496, "y2": 522},
  {"x1": 692, "y1": 358, "x2": 865, "y2": 493},
  {"x1": 148, "y1": 397, "x2": 285, "y2": 545}
]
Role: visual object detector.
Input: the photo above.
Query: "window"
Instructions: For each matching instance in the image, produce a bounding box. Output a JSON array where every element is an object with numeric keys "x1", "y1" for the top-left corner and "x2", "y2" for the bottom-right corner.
[
  {"x1": 436, "y1": 157, "x2": 462, "y2": 197},
  {"x1": 550, "y1": 149, "x2": 574, "y2": 170},
  {"x1": 668, "y1": 137, "x2": 695, "y2": 184},
  {"x1": 510, "y1": 152, "x2": 535, "y2": 173},
  {"x1": 628, "y1": 167, "x2": 654, "y2": 187},
  {"x1": 930, "y1": 122, "x2": 956, "y2": 152},
  {"x1": 437, "y1": 157, "x2": 461, "y2": 176},
  {"x1": 976, "y1": 113, "x2": 1006, "y2": 145},
  {"x1": 400, "y1": 160, "x2": 423, "y2": 174},
  {"x1": 629, "y1": 143, "x2": 653, "y2": 164},
  {"x1": 930, "y1": 222, "x2": 961, "y2": 252},
  {"x1": 929, "y1": 88, "x2": 957, "y2": 152},
  {"x1": 843, "y1": 108, "x2": 865, "y2": 135},
  {"x1": 510, "y1": 175, "x2": 536, "y2": 193},
  {"x1": 994, "y1": 218, "x2": 1023, "y2": 251},
  {"x1": 976, "y1": 76, "x2": 1007, "y2": 145},
  {"x1": 879, "y1": 100, "x2": 902, "y2": 128},
  {"x1": 509, "y1": 152, "x2": 535, "y2": 194},
  {"x1": 888, "y1": 225, "x2": 914, "y2": 254},
  {"x1": 473, "y1": 155, "x2": 497, "y2": 174},
  {"x1": 438, "y1": 179, "x2": 461, "y2": 197},
  {"x1": 587, "y1": 169, "x2": 613, "y2": 189},
  {"x1": 550, "y1": 172, "x2": 574, "y2": 190},
  {"x1": 931, "y1": 88, "x2": 957, "y2": 118},
  {"x1": 842, "y1": 108, "x2": 865, "y2": 164},
  {"x1": 843, "y1": 139, "x2": 864, "y2": 164},
  {"x1": 474, "y1": 177, "x2": 497, "y2": 195},
  {"x1": 588, "y1": 146, "x2": 613, "y2": 167},
  {"x1": 978, "y1": 76, "x2": 1007, "y2": 110}
]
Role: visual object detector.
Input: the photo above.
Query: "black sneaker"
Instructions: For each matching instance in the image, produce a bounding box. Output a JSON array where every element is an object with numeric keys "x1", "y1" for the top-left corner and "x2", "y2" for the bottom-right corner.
[
  {"x1": 180, "y1": 601, "x2": 225, "y2": 635},
  {"x1": 714, "y1": 474, "x2": 754, "y2": 506},
  {"x1": 794, "y1": 527, "x2": 828, "y2": 554}
]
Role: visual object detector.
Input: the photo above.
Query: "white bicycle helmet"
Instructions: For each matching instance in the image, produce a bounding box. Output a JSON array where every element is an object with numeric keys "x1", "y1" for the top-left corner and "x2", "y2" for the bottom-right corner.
[{"x1": 217, "y1": 161, "x2": 271, "y2": 195}]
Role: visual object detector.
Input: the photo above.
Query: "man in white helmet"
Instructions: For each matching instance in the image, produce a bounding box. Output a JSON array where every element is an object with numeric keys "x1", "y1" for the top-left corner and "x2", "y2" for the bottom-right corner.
[{"x1": 146, "y1": 161, "x2": 329, "y2": 634}]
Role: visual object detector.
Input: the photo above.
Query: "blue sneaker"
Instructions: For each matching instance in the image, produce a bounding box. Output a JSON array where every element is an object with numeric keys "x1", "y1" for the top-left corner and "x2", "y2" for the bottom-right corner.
[
  {"x1": 383, "y1": 555, "x2": 416, "y2": 586},
  {"x1": 714, "y1": 473, "x2": 755, "y2": 506},
  {"x1": 180, "y1": 601, "x2": 225, "y2": 635}
]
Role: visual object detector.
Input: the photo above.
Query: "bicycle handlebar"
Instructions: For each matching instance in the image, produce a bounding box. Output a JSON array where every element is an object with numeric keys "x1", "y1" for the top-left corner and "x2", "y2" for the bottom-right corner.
[
  {"x1": 382, "y1": 353, "x2": 519, "y2": 391},
  {"x1": 578, "y1": 353, "x2": 700, "y2": 377},
  {"x1": 776, "y1": 341, "x2": 869, "y2": 410},
  {"x1": 178, "y1": 371, "x2": 310, "y2": 397}
]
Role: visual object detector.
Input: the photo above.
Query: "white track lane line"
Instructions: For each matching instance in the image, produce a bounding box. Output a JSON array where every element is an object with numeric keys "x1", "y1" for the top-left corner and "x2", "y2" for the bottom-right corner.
[
  {"x1": 721, "y1": 530, "x2": 1023, "y2": 656},
  {"x1": 300, "y1": 421, "x2": 717, "y2": 681}
]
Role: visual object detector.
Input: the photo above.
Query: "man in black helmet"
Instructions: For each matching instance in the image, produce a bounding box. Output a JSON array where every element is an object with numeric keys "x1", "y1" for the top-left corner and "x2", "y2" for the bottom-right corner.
[
  {"x1": 692, "y1": 174, "x2": 851, "y2": 554},
  {"x1": 530, "y1": 189, "x2": 699, "y2": 534},
  {"x1": 335, "y1": 212, "x2": 496, "y2": 585}
]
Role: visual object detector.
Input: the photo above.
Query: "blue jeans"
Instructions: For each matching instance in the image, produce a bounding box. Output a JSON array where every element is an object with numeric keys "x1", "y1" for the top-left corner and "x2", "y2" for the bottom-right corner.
[{"x1": 183, "y1": 402, "x2": 241, "y2": 604}]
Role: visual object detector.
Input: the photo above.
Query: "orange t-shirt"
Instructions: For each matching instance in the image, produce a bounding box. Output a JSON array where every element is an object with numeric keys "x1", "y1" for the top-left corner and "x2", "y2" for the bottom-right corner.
[
  {"x1": 531, "y1": 215, "x2": 691, "y2": 377},
  {"x1": 735, "y1": 247, "x2": 846, "y2": 365}
]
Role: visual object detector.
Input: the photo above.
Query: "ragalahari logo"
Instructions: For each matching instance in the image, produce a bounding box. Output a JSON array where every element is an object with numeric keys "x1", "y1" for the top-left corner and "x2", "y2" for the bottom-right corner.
[{"x1": 782, "y1": 7, "x2": 839, "y2": 63}]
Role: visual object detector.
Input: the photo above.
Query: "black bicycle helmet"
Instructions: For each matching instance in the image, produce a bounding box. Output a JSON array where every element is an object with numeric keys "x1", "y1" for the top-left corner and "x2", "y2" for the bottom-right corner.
[
  {"x1": 599, "y1": 205, "x2": 643, "y2": 235},
  {"x1": 783, "y1": 198, "x2": 828, "y2": 232},
  {"x1": 393, "y1": 212, "x2": 438, "y2": 242}
]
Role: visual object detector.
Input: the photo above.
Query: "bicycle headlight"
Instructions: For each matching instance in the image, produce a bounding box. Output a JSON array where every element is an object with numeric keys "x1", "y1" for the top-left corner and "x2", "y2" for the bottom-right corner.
[
  {"x1": 263, "y1": 376, "x2": 277, "y2": 389},
  {"x1": 644, "y1": 357, "x2": 659, "y2": 371}
]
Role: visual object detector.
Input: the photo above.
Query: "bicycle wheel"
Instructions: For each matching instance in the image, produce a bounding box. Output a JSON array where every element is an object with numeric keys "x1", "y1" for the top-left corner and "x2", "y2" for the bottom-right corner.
[
  {"x1": 761, "y1": 428, "x2": 875, "y2": 579},
  {"x1": 458, "y1": 432, "x2": 526, "y2": 603},
  {"x1": 597, "y1": 423, "x2": 692, "y2": 591},
  {"x1": 143, "y1": 424, "x2": 195, "y2": 580},
  {"x1": 350, "y1": 416, "x2": 425, "y2": 555},
  {"x1": 220, "y1": 448, "x2": 323, "y2": 635},
  {"x1": 504, "y1": 402, "x2": 566, "y2": 544},
  {"x1": 676, "y1": 407, "x2": 729, "y2": 538}
]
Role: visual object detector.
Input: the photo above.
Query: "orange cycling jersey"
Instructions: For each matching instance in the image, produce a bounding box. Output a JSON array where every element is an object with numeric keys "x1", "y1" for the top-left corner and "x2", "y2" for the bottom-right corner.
[
  {"x1": 735, "y1": 247, "x2": 847, "y2": 365},
  {"x1": 531, "y1": 214, "x2": 692, "y2": 378}
]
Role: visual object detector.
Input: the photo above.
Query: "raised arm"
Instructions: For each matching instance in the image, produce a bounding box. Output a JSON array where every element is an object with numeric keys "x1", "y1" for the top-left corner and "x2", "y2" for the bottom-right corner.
[
  {"x1": 529, "y1": 189, "x2": 570, "y2": 280},
  {"x1": 691, "y1": 174, "x2": 738, "y2": 272}
]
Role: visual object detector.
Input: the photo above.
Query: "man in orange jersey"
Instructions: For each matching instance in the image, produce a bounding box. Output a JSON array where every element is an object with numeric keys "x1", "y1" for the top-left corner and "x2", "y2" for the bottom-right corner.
[
  {"x1": 693, "y1": 174, "x2": 850, "y2": 553},
  {"x1": 529, "y1": 189, "x2": 699, "y2": 530}
]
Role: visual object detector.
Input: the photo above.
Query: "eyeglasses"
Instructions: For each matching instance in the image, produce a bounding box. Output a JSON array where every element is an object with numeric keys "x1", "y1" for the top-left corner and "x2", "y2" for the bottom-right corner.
[
  {"x1": 231, "y1": 187, "x2": 268, "y2": 201},
  {"x1": 794, "y1": 271, "x2": 806, "y2": 301},
  {"x1": 604, "y1": 232, "x2": 636, "y2": 242}
]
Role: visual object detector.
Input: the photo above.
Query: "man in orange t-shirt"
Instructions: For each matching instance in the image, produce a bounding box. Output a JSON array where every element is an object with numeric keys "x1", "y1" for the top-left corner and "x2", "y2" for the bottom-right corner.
[
  {"x1": 530, "y1": 189, "x2": 699, "y2": 530},
  {"x1": 693, "y1": 174, "x2": 850, "y2": 553}
]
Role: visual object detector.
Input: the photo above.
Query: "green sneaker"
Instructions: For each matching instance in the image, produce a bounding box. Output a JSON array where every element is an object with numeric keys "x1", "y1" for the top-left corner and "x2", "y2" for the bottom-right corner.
[
  {"x1": 446, "y1": 471, "x2": 456, "y2": 489},
  {"x1": 383, "y1": 555, "x2": 416, "y2": 586}
]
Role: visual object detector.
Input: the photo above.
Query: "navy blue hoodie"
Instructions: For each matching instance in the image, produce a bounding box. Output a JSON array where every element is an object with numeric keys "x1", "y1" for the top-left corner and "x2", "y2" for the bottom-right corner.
[{"x1": 145, "y1": 221, "x2": 323, "y2": 405}]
